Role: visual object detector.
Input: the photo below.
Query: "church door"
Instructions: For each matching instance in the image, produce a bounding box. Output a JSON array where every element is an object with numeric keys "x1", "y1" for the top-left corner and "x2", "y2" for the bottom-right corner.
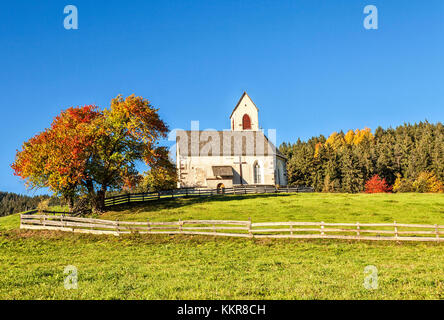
[
  {"x1": 242, "y1": 114, "x2": 251, "y2": 130},
  {"x1": 217, "y1": 183, "x2": 225, "y2": 194}
]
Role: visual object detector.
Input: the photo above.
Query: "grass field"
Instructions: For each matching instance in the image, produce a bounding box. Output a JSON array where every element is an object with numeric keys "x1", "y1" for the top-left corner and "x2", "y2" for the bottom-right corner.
[
  {"x1": 0, "y1": 193, "x2": 443, "y2": 300},
  {"x1": 99, "y1": 192, "x2": 444, "y2": 224}
]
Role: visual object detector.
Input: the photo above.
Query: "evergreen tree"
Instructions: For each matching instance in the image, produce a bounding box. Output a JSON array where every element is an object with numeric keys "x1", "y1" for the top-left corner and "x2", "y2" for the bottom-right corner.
[{"x1": 281, "y1": 122, "x2": 443, "y2": 193}]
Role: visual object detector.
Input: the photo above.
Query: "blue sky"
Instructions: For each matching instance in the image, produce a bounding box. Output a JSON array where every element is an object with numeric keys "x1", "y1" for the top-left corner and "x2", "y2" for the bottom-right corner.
[{"x1": 1, "y1": 0, "x2": 443, "y2": 195}]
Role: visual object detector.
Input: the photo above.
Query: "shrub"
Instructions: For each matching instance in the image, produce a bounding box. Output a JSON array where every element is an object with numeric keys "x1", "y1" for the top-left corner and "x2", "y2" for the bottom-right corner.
[
  {"x1": 412, "y1": 172, "x2": 444, "y2": 193},
  {"x1": 393, "y1": 174, "x2": 414, "y2": 193},
  {"x1": 428, "y1": 176, "x2": 444, "y2": 193},
  {"x1": 364, "y1": 175, "x2": 392, "y2": 193},
  {"x1": 36, "y1": 199, "x2": 50, "y2": 213},
  {"x1": 137, "y1": 166, "x2": 178, "y2": 192}
]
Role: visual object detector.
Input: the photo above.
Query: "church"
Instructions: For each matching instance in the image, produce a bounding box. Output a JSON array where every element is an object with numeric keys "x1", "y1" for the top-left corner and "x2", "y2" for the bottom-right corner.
[{"x1": 176, "y1": 92, "x2": 287, "y2": 190}]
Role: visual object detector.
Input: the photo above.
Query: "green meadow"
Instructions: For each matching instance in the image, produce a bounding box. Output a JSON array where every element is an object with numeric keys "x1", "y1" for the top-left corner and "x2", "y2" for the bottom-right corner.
[{"x1": 0, "y1": 193, "x2": 443, "y2": 299}]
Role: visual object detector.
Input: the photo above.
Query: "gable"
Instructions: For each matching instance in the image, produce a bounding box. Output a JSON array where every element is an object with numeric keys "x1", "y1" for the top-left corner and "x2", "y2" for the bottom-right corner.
[{"x1": 230, "y1": 92, "x2": 258, "y2": 119}]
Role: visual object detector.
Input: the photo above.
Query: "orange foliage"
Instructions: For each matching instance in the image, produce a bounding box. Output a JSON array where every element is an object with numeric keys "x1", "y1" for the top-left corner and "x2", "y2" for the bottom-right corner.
[
  {"x1": 11, "y1": 95, "x2": 169, "y2": 208},
  {"x1": 11, "y1": 105, "x2": 100, "y2": 195}
]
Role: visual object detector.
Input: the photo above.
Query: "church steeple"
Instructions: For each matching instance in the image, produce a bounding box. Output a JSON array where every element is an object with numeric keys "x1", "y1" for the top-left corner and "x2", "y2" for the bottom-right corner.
[{"x1": 230, "y1": 92, "x2": 259, "y2": 131}]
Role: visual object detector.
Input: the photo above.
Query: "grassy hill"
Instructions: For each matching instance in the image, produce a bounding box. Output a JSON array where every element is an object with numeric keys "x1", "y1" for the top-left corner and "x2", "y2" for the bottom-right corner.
[
  {"x1": 0, "y1": 193, "x2": 443, "y2": 300},
  {"x1": 100, "y1": 192, "x2": 444, "y2": 224}
]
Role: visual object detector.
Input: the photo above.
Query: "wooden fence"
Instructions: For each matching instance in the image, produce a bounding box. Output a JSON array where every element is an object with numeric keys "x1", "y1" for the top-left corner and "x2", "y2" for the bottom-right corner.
[
  {"x1": 104, "y1": 185, "x2": 313, "y2": 208},
  {"x1": 20, "y1": 214, "x2": 444, "y2": 242}
]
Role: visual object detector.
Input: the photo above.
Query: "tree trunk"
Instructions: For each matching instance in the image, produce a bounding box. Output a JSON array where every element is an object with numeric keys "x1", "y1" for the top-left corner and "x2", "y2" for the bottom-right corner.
[
  {"x1": 68, "y1": 197, "x2": 75, "y2": 213},
  {"x1": 91, "y1": 189, "x2": 106, "y2": 213},
  {"x1": 84, "y1": 179, "x2": 107, "y2": 214}
]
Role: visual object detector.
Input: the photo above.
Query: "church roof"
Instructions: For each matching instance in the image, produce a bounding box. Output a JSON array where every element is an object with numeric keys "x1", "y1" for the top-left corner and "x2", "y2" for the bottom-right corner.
[
  {"x1": 176, "y1": 130, "x2": 286, "y2": 159},
  {"x1": 229, "y1": 91, "x2": 259, "y2": 119}
]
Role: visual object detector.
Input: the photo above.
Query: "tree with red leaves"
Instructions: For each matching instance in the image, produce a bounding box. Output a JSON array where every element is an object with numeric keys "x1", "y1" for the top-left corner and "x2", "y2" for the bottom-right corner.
[
  {"x1": 364, "y1": 175, "x2": 392, "y2": 193},
  {"x1": 12, "y1": 95, "x2": 169, "y2": 213},
  {"x1": 11, "y1": 105, "x2": 101, "y2": 211}
]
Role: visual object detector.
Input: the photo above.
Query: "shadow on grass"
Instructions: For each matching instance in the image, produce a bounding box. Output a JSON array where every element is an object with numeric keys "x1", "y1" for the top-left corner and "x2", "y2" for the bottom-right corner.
[{"x1": 106, "y1": 193, "x2": 292, "y2": 214}]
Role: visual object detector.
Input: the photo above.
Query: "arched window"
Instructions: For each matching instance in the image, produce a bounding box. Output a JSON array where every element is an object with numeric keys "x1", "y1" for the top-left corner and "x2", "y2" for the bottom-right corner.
[
  {"x1": 254, "y1": 162, "x2": 261, "y2": 184},
  {"x1": 242, "y1": 114, "x2": 251, "y2": 130}
]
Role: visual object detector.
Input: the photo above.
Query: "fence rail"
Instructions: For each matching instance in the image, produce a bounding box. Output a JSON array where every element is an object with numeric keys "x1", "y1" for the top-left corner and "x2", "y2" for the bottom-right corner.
[
  {"x1": 20, "y1": 214, "x2": 444, "y2": 242},
  {"x1": 104, "y1": 185, "x2": 313, "y2": 208}
]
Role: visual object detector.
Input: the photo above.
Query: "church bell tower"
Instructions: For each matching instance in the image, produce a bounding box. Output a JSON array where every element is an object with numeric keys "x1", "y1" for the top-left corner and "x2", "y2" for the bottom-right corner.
[{"x1": 230, "y1": 92, "x2": 259, "y2": 131}]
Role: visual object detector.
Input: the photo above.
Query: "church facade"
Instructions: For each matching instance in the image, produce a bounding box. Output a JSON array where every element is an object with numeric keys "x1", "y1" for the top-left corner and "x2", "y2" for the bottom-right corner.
[{"x1": 176, "y1": 92, "x2": 287, "y2": 189}]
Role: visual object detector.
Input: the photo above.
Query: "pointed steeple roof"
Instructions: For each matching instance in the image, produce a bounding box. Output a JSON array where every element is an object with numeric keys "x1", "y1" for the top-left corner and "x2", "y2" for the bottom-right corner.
[{"x1": 230, "y1": 91, "x2": 258, "y2": 118}]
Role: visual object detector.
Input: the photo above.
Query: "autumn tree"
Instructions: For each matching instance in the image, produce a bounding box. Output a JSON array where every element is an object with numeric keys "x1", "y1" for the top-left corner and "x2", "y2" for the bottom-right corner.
[
  {"x1": 11, "y1": 105, "x2": 101, "y2": 210},
  {"x1": 12, "y1": 95, "x2": 169, "y2": 213},
  {"x1": 392, "y1": 174, "x2": 413, "y2": 193},
  {"x1": 82, "y1": 95, "x2": 168, "y2": 211},
  {"x1": 136, "y1": 147, "x2": 178, "y2": 192},
  {"x1": 412, "y1": 172, "x2": 444, "y2": 193},
  {"x1": 364, "y1": 175, "x2": 392, "y2": 193}
]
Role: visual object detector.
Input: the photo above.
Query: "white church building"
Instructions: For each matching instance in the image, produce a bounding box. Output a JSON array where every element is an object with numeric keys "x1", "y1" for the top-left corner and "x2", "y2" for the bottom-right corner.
[{"x1": 176, "y1": 92, "x2": 287, "y2": 189}]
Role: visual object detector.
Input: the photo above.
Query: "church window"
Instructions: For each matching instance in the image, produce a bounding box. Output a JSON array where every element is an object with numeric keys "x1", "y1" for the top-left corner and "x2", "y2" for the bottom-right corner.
[
  {"x1": 254, "y1": 162, "x2": 261, "y2": 184},
  {"x1": 242, "y1": 114, "x2": 251, "y2": 130}
]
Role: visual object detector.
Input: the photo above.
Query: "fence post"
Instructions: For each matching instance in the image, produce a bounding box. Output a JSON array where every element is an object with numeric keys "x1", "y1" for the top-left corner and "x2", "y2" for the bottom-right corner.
[
  {"x1": 394, "y1": 221, "x2": 398, "y2": 238},
  {"x1": 290, "y1": 224, "x2": 293, "y2": 236},
  {"x1": 248, "y1": 217, "x2": 253, "y2": 238},
  {"x1": 244, "y1": 186, "x2": 247, "y2": 195},
  {"x1": 158, "y1": 192, "x2": 160, "y2": 200},
  {"x1": 172, "y1": 190, "x2": 174, "y2": 198},
  {"x1": 115, "y1": 219, "x2": 120, "y2": 235},
  {"x1": 43, "y1": 215, "x2": 46, "y2": 227},
  {"x1": 142, "y1": 193, "x2": 145, "y2": 202},
  {"x1": 179, "y1": 219, "x2": 182, "y2": 233},
  {"x1": 356, "y1": 222, "x2": 360, "y2": 237},
  {"x1": 435, "y1": 224, "x2": 439, "y2": 241},
  {"x1": 287, "y1": 185, "x2": 289, "y2": 193},
  {"x1": 320, "y1": 221, "x2": 325, "y2": 237},
  {"x1": 147, "y1": 219, "x2": 151, "y2": 233}
]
